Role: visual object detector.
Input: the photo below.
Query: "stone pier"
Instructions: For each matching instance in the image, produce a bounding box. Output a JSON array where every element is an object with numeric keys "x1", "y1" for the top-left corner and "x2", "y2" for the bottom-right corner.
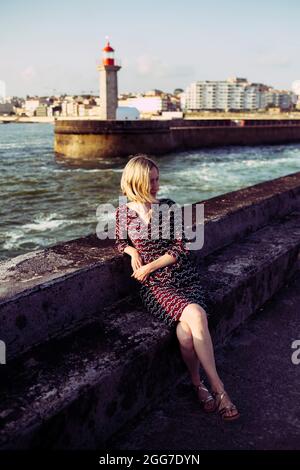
[{"x1": 54, "y1": 119, "x2": 300, "y2": 159}]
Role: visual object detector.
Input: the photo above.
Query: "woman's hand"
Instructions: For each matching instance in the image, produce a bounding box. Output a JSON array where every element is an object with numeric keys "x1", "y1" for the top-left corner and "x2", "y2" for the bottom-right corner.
[
  {"x1": 131, "y1": 263, "x2": 153, "y2": 282},
  {"x1": 131, "y1": 251, "x2": 143, "y2": 272}
]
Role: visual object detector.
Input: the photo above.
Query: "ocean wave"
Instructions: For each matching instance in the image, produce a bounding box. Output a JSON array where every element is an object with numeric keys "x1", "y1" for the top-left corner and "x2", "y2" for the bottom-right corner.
[
  {"x1": 52, "y1": 167, "x2": 123, "y2": 173},
  {"x1": 0, "y1": 143, "x2": 25, "y2": 150},
  {"x1": 1, "y1": 230, "x2": 23, "y2": 250},
  {"x1": 4, "y1": 213, "x2": 73, "y2": 236},
  {"x1": 2, "y1": 233, "x2": 53, "y2": 251},
  {"x1": 23, "y1": 218, "x2": 66, "y2": 232},
  {"x1": 1, "y1": 213, "x2": 85, "y2": 250}
]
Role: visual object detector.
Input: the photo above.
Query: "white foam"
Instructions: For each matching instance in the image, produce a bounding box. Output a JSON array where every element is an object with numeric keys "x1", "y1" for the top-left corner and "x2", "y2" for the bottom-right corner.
[
  {"x1": 2, "y1": 230, "x2": 23, "y2": 250},
  {"x1": 23, "y1": 218, "x2": 65, "y2": 232},
  {"x1": 1, "y1": 213, "x2": 78, "y2": 250}
]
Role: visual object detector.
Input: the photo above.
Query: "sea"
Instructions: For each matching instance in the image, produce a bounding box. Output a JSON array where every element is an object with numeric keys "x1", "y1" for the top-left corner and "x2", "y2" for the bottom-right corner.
[{"x1": 1, "y1": 122, "x2": 300, "y2": 261}]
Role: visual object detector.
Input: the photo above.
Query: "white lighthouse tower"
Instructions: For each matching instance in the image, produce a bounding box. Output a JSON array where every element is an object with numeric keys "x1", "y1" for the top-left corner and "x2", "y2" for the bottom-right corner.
[{"x1": 97, "y1": 39, "x2": 121, "y2": 120}]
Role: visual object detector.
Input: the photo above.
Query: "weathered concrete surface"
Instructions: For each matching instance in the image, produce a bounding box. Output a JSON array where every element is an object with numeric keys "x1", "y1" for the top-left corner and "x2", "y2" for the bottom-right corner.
[
  {"x1": 106, "y1": 268, "x2": 300, "y2": 451},
  {"x1": 1, "y1": 172, "x2": 300, "y2": 361},
  {"x1": 171, "y1": 125, "x2": 300, "y2": 151},
  {"x1": 0, "y1": 237, "x2": 136, "y2": 360},
  {"x1": 54, "y1": 120, "x2": 173, "y2": 158},
  {"x1": 202, "y1": 210, "x2": 300, "y2": 345},
  {"x1": 54, "y1": 119, "x2": 300, "y2": 159},
  {"x1": 0, "y1": 210, "x2": 300, "y2": 449},
  {"x1": 0, "y1": 295, "x2": 185, "y2": 449},
  {"x1": 197, "y1": 170, "x2": 300, "y2": 259}
]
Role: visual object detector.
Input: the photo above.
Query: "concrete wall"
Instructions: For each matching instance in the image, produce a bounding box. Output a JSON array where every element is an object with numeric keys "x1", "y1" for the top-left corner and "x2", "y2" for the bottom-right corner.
[
  {"x1": 1, "y1": 171, "x2": 300, "y2": 361},
  {"x1": 54, "y1": 119, "x2": 173, "y2": 158},
  {"x1": 54, "y1": 119, "x2": 300, "y2": 158}
]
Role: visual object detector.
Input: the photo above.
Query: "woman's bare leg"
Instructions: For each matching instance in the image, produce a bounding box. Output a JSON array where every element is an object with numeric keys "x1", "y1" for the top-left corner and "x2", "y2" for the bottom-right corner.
[
  {"x1": 175, "y1": 320, "x2": 216, "y2": 411},
  {"x1": 175, "y1": 321, "x2": 201, "y2": 386},
  {"x1": 178, "y1": 303, "x2": 239, "y2": 417}
]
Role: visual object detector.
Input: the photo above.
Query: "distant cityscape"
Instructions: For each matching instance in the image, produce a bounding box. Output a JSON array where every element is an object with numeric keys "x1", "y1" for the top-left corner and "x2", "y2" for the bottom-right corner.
[{"x1": 0, "y1": 76, "x2": 299, "y2": 121}]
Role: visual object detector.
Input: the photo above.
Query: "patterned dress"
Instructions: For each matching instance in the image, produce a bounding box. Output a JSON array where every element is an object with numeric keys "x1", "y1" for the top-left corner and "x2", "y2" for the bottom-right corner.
[{"x1": 115, "y1": 197, "x2": 209, "y2": 328}]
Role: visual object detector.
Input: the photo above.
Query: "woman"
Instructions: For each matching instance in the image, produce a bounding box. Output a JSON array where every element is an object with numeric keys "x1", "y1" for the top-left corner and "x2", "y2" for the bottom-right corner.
[{"x1": 115, "y1": 155, "x2": 240, "y2": 421}]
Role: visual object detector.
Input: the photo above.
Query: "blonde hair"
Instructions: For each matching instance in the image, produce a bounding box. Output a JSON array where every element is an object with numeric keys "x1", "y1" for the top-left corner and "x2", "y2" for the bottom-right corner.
[{"x1": 120, "y1": 154, "x2": 159, "y2": 203}]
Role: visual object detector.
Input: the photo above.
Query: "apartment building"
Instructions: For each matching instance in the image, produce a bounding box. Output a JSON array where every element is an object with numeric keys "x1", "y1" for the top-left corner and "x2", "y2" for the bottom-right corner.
[{"x1": 182, "y1": 77, "x2": 294, "y2": 111}]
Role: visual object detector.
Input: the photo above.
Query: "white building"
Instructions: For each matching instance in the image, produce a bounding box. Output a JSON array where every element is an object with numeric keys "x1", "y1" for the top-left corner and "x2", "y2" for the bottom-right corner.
[
  {"x1": 261, "y1": 90, "x2": 294, "y2": 110},
  {"x1": 25, "y1": 99, "x2": 40, "y2": 116},
  {"x1": 182, "y1": 77, "x2": 293, "y2": 111},
  {"x1": 291, "y1": 81, "x2": 300, "y2": 109},
  {"x1": 118, "y1": 96, "x2": 168, "y2": 114},
  {"x1": 0, "y1": 80, "x2": 6, "y2": 103},
  {"x1": 61, "y1": 100, "x2": 78, "y2": 116}
]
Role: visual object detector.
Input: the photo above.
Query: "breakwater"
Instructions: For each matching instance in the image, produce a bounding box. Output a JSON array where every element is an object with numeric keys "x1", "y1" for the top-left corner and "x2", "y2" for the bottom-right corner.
[{"x1": 54, "y1": 119, "x2": 300, "y2": 158}]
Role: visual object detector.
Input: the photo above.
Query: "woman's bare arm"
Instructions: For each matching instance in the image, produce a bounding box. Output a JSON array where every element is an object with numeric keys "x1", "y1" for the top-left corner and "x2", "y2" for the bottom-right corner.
[
  {"x1": 147, "y1": 252, "x2": 177, "y2": 273},
  {"x1": 123, "y1": 246, "x2": 139, "y2": 257},
  {"x1": 131, "y1": 252, "x2": 177, "y2": 282}
]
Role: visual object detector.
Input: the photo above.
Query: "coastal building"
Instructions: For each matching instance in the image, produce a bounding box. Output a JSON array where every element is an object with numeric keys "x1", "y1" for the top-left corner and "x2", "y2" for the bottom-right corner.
[
  {"x1": 118, "y1": 94, "x2": 177, "y2": 117},
  {"x1": 61, "y1": 100, "x2": 78, "y2": 116},
  {"x1": 0, "y1": 103, "x2": 14, "y2": 115},
  {"x1": 182, "y1": 77, "x2": 295, "y2": 111},
  {"x1": 97, "y1": 40, "x2": 121, "y2": 120},
  {"x1": 118, "y1": 96, "x2": 167, "y2": 114},
  {"x1": 24, "y1": 99, "x2": 40, "y2": 116},
  {"x1": 35, "y1": 105, "x2": 48, "y2": 117},
  {"x1": 291, "y1": 81, "x2": 300, "y2": 109},
  {"x1": 0, "y1": 80, "x2": 6, "y2": 103},
  {"x1": 261, "y1": 90, "x2": 294, "y2": 110}
]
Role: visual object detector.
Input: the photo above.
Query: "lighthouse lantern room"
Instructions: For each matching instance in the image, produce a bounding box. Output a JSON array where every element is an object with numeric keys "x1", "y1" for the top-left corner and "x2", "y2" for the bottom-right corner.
[{"x1": 102, "y1": 41, "x2": 115, "y2": 66}]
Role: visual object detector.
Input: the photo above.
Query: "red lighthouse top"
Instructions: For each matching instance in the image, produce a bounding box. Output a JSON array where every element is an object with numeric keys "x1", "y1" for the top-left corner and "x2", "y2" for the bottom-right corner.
[
  {"x1": 102, "y1": 41, "x2": 114, "y2": 52},
  {"x1": 102, "y1": 40, "x2": 115, "y2": 65}
]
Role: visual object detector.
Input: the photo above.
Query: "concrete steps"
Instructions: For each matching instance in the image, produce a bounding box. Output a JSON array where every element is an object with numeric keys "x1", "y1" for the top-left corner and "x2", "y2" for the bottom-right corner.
[{"x1": 1, "y1": 209, "x2": 300, "y2": 449}]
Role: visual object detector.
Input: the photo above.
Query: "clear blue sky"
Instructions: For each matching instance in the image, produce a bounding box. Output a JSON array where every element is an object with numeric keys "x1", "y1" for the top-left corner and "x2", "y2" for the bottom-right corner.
[{"x1": 1, "y1": 0, "x2": 299, "y2": 97}]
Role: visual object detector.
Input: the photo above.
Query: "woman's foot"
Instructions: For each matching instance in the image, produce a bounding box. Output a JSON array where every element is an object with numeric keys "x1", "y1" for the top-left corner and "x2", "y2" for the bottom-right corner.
[
  {"x1": 193, "y1": 381, "x2": 217, "y2": 413},
  {"x1": 212, "y1": 389, "x2": 240, "y2": 421}
]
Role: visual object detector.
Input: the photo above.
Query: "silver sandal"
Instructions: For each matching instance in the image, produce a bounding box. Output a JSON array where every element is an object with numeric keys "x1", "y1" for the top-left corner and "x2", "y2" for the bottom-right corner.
[
  {"x1": 212, "y1": 390, "x2": 240, "y2": 421},
  {"x1": 193, "y1": 381, "x2": 217, "y2": 413}
]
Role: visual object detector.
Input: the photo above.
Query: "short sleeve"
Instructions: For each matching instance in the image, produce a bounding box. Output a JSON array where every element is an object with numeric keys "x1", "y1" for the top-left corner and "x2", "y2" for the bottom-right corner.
[
  {"x1": 165, "y1": 198, "x2": 189, "y2": 262},
  {"x1": 115, "y1": 205, "x2": 132, "y2": 254}
]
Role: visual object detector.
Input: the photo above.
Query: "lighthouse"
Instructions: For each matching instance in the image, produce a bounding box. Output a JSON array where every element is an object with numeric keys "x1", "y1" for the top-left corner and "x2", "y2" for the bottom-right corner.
[{"x1": 97, "y1": 39, "x2": 121, "y2": 120}]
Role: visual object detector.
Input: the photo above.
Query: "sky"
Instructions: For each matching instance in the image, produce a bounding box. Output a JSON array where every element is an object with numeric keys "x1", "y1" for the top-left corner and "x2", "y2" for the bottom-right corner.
[{"x1": 1, "y1": 0, "x2": 299, "y2": 97}]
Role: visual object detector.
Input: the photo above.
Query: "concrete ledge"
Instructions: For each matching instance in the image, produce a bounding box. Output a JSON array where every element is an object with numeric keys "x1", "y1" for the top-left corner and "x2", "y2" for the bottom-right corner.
[
  {"x1": 0, "y1": 298, "x2": 184, "y2": 449},
  {"x1": 1, "y1": 172, "x2": 300, "y2": 360},
  {"x1": 198, "y1": 170, "x2": 300, "y2": 257},
  {"x1": 54, "y1": 119, "x2": 300, "y2": 158},
  {"x1": 0, "y1": 238, "x2": 136, "y2": 360},
  {"x1": 1, "y1": 209, "x2": 300, "y2": 448}
]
